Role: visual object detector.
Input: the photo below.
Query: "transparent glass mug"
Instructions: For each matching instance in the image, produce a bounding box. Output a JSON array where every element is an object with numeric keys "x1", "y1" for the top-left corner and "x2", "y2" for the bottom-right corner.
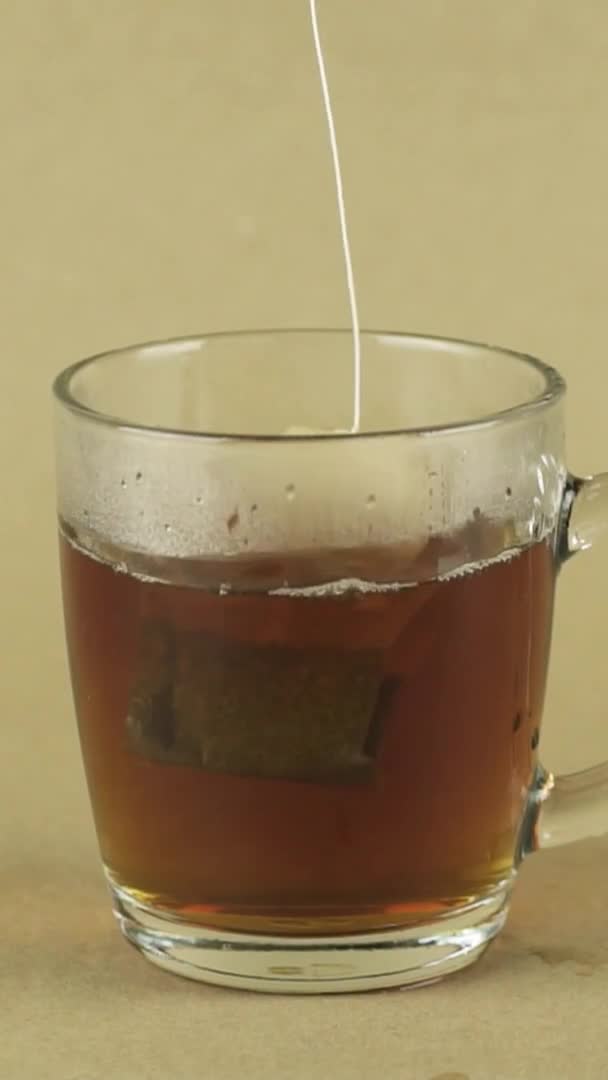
[{"x1": 53, "y1": 329, "x2": 608, "y2": 994}]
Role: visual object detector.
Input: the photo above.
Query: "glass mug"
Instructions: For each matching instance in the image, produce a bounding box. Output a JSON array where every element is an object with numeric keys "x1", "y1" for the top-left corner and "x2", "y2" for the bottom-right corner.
[{"x1": 53, "y1": 329, "x2": 608, "y2": 994}]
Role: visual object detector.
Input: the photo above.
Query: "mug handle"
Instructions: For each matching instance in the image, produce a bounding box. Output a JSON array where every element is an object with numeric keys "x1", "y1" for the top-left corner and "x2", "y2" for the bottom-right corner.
[{"x1": 522, "y1": 473, "x2": 608, "y2": 854}]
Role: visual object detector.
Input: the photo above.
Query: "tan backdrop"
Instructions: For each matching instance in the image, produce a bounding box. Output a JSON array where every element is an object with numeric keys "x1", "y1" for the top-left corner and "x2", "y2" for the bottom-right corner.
[{"x1": 3, "y1": 3, "x2": 608, "y2": 1078}]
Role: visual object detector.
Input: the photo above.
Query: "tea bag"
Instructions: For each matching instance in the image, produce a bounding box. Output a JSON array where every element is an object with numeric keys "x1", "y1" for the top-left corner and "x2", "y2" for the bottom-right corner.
[
  {"x1": 126, "y1": 622, "x2": 177, "y2": 758},
  {"x1": 127, "y1": 620, "x2": 386, "y2": 783}
]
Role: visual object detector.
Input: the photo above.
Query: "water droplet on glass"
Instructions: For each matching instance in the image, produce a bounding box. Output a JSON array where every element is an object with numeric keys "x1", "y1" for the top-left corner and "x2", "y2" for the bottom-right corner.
[
  {"x1": 120, "y1": 479, "x2": 127, "y2": 489},
  {"x1": 285, "y1": 484, "x2": 296, "y2": 501},
  {"x1": 83, "y1": 509, "x2": 89, "y2": 518},
  {"x1": 195, "y1": 495, "x2": 203, "y2": 505},
  {"x1": 366, "y1": 494, "x2": 376, "y2": 509},
  {"x1": 164, "y1": 523, "x2": 172, "y2": 534},
  {"x1": 251, "y1": 503, "x2": 258, "y2": 514},
  {"x1": 135, "y1": 471, "x2": 143, "y2": 483}
]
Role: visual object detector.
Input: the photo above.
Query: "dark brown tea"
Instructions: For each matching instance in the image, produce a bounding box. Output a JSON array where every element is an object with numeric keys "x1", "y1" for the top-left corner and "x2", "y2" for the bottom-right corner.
[{"x1": 60, "y1": 523, "x2": 555, "y2": 935}]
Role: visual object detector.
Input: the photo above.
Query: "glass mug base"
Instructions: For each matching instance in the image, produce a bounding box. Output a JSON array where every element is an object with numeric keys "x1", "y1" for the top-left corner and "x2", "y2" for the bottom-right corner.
[{"x1": 109, "y1": 875, "x2": 511, "y2": 994}]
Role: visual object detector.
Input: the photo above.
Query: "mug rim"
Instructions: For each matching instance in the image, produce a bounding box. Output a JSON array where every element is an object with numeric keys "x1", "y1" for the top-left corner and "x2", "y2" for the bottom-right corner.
[{"x1": 52, "y1": 327, "x2": 566, "y2": 442}]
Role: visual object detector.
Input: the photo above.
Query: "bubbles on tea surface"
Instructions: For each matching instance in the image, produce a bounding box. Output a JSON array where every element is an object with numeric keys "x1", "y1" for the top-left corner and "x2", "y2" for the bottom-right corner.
[
  {"x1": 285, "y1": 484, "x2": 296, "y2": 501},
  {"x1": 219, "y1": 583, "x2": 231, "y2": 596},
  {"x1": 270, "y1": 577, "x2": 407, "y2": 598},
  {"x1": 437, "y1": 547, "x2": 520, "y2": 582}
]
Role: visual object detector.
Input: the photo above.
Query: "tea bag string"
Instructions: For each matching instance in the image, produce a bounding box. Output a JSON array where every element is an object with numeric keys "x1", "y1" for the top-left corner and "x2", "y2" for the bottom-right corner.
[{"x1": 309, "y1": 0, "x2": 361, "y2": 433}]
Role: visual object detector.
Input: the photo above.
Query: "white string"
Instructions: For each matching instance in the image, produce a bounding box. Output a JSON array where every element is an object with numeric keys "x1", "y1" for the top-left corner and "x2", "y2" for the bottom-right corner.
[{"x1": 309, "y1": 0, "x2": 361, "y2": 433}]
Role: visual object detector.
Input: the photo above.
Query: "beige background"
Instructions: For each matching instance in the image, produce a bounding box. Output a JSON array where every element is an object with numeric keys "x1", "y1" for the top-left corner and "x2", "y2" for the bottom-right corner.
[{"x1": 2, "y1": 2, "x2": 608, "y2": 1077}]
